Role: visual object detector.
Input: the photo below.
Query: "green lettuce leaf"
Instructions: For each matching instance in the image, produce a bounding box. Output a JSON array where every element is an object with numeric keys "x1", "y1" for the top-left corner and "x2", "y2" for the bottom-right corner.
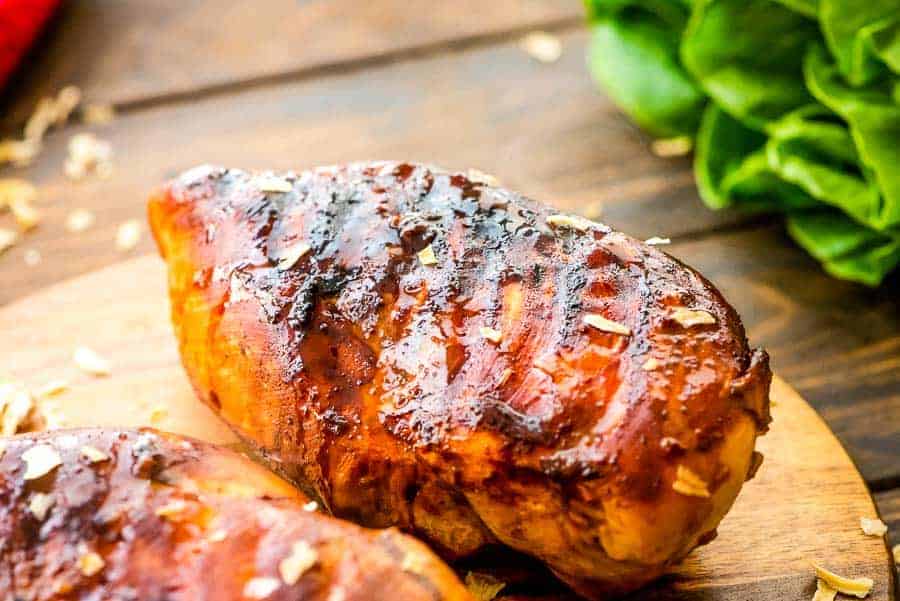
[
  {"x1": 820, "y1": 0, "x2": 900, "y2": 85},
  {"x1": 586, "y1": 0, "x2": 705, "y2": 137}
]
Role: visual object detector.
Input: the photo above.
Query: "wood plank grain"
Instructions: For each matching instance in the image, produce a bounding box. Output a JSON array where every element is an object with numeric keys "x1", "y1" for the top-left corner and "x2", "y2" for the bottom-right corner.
[
  {"x1": 0, "y1": 258, "x2": 894, "y2": 600},
  {"x1": 668, "y1": 226, "x2": 900, "y2": 487},
  {"x1": 0, "y1": 29, "x2": 750, "y2": 305},
  {"x1": 0, "y1": 0, "x2": 583, "y2": 129}
]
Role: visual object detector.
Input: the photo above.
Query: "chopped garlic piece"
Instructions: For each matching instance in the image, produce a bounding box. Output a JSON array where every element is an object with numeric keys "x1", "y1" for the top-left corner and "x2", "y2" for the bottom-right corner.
[
  {"x1": 0, "y1": 380, "x2": 36, "y2": 436},
  {"x1": 584, "y1": 314, "x2": 631, "y2": 336},
  {"x1": 813, "y1": 564, "x2": 873, "y2": 598},
  {"x1": 497, "y1": 368, "x2": 513, "y2": 386},
  {"x1": 479, "y1": 326, "x2": 502, "y2": 344},
  {"x1": 520, "y1": 32, "x2": 562, "y2": 63},
  {"x1": 155, "y1": 499, "x2": 187, "y2": 519},
  {"x1": 0, "y1": 138, "x2": 41, "y2": 167},
  {"x1": 77, "y1": 548, "x2": 105, "y2": 577},
  {"x1": 276, "y1": 241, "x2": 311, "y2": 270},
  {"x1": 73, "y1": 347, "x2": 111, "y2": 376},
  {"x1": 243, "y1": 577, "x2": 281, "y2": 599},
  {"x1": 641, "y1": 358, "x2": 660, "y2": 371},
  {"x1": 672, "y1": 465, "x2": 710, "y2": 498},
  {"x1": 0, "y1": 228, "x2": 18, "y2": 254},
  {"x1": 651, "y1": 136, "x2": 693, "y2": 158},
  {"x1": 257, "y1": 176, "x2": 293, "y2": 193},
  {"x1": 584, "y1": 201, "x2": 603, "y2": 220},
  {"x1": 35, "y1": 380, "x2": 68, "y2": 398},
  {"x1": 208, "y1": 529, "x2": 228, "y2": 542},
  {"x1": 465, "y1": 571, "x2": 506, "y2": 601},
  {"x1": 279, "y1": 540, "x2": 318, "y2": 585},
  {"x1": 546, "y1": 213, "x2": 594, "y2": 232},
  {"x1": 401, "y1": 551, "x2": 430, "y2": 575},
  {"x1": 10, "y1": 199, "x2": 40, "y2": 231},
  {"x1": 116, "y1": 219, "x2": 141, "y2": 251},
  {"x1": 82, "y1": 103, "x2": 115, "y2": 125},
  {"x1": 302, "y1": 501, "x2": 319, "y2": 512},
  {"x1": 80, "y1": 445, "x2": 108, "y2": 464},
  {"x1": 29, "y1": 492, "x2": 55, "y2": 521},
  {"x1": 860, "y1": 517, "x2": 887, "y2": 537},
  {"x1": 22, "y1": 444, "x2": 62, "y2": 480},
  {"x1": 670, "y1": 307, "x2": 716, "y2": 328},
  {"x1": 0, "y1": 178, "x2": 36, "y2": 210},
  {"x1": 644, "y1": 236, "x2": 671, "y2": 246},
  {"x1": 812, "y1": 579, "x2": 837, "y2": 601},
  {"x1": 466, "y1": 169, "x2": 500, "y2": 186},
  {"x1": 23, "y1": 249, "x2": 41, "y2": 266},
  {"x1": 65, "y1": 133, "x2": 112, "y2": 180},
  {"x1": 149, "y1": 405, "x2": 168, "y2": 424},
  {"x1": 66, "y1": 209, "x2": 95, "y2": 232},
  {"x1": 417, "y1": 244, "x2": 437, "y2": 266}
]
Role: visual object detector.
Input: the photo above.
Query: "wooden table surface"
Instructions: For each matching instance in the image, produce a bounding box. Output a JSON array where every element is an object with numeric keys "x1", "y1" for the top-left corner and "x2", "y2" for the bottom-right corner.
[{"x1": 1, "y1": 0, "x2": 898, "y2": 592}]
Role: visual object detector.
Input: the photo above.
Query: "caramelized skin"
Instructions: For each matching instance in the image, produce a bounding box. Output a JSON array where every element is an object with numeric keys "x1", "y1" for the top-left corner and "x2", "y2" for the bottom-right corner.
[
  {"x1": 149, "y1": 162, "x2": 771, "y2": 599},
  {"x1": 0, "y1": 428, "x2": 472, "y2": 600}
]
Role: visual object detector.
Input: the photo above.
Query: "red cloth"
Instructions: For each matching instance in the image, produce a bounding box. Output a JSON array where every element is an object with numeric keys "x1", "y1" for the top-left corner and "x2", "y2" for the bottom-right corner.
[{"x1": 0, "y1": 0, "x2": 60, "y2": 89}]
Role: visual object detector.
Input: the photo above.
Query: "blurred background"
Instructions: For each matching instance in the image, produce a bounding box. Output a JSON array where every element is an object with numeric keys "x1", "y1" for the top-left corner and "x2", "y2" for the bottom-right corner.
[{"x1": 0, "y1": 0, "x2": 897, "y2": 586}]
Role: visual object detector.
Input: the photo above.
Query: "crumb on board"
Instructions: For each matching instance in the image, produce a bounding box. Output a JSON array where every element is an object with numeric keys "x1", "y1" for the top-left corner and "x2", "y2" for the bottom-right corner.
[
  {"x1": 520, "y1": 31, "x2": 562, "y2": 63},
  {"x1": 116, "y1": 219, "x2": 141, "y2": 252},
  {"x1": 73, "y1": 346, "x2": 111, "y2": 376},
  {"x1": 812, "y1": 564, "x2": 873, "y2": 598}
]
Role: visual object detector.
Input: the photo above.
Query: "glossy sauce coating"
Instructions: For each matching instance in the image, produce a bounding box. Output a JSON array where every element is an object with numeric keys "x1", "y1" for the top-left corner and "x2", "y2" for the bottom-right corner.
[
  {"x1": 149, "y1": 162, "x2": 771, "y2": 599},
  {"x1": 0, "y1": 428, "x2": 472, "y2": 600}
]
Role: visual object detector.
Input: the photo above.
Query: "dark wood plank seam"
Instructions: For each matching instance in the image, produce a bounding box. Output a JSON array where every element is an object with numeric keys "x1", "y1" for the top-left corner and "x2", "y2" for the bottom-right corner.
[{"x1": 7, "y1": 14, "x2": 584, "y2": 131}]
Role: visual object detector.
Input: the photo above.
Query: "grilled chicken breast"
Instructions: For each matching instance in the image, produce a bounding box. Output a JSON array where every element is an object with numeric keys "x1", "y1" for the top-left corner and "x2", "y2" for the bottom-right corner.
[
  {"x1": 149, "y1": 162, "x2": 771, "y2": 599},
  {"x1": 0, "y1": 427, "x2": 471, "y2": 600}
]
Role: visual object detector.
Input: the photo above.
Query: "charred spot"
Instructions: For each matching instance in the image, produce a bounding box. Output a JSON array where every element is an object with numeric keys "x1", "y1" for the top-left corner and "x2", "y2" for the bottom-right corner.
[
  {"x1": 320, "y1": 408, "x2": 351, "y2": 435},
  {"x1": 479, "y1": 399, "x2": 548, "y2": 445}
]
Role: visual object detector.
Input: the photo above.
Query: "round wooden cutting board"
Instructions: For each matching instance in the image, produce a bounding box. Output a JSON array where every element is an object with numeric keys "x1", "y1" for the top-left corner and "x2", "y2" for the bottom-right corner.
[{"x1": 1, "y1": 255, "x2": 894, "y2": 600}]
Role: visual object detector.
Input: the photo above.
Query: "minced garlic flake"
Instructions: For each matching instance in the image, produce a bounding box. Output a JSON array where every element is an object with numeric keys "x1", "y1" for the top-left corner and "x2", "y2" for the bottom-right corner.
[
  {"x1": 73, "y1": 347, "x2": 111, "y2": 376},
  {"x1": 0, "y1": 228, "x2": 17, "y2": 254},
  {"x1": 672, "y1": 465, "x2": 710, "y2": 498},
  {"x1": 0, "y1": 138, "x2": 41, "y2": 167},
  {"x1": 417, "y1": 244, "x2": 437, "y2": 266},
  {"x1": 651, "y1": 136, "x2": 693, "y2": 158},
  {"x1": 35, "y1": 380, "x2": 68, "y2": 398},
  {"x1": 812, "y1": 579, "x2": 837, "y2": 601},
  {"x1": 813, "y1": 564, "x2": 873, "y2": 598},
  {"x1": 29, "y1": 492, "x2": 55, "y2": 521},
  {"x1": 644, "y1": 236, "x2": 671, "y2": 246},
  {"x1": 155, "y1": 499, "x2": 187, "y2": 519},
  {"x1": 466, "y1": 169, "x2": 500, "y2": 187},
  {"x1": 641, "y1": 358, "x2": 660, "y2": 371},
  {"x1": 80, "y1": 445, "x2": 108, "y2": 464},
  {"x1": 77, "y1": 548, "x2": 105, "y2": 577},
  {"x1": 302, "y1": 501, "x2": 319, "y2": 512},
  {"x1": 82, "y1": 103, "x2": 115, "y2": 125},
  {"x1": 24, "y1": 249, "x2": 41, "y2": 266},
  {"x1": 860, "y1": 517, "x2": 888, "y2": 537},
  {"x1": 0, "y1": 380, "x2": 37, "y2": 436},
  {"x1": 279, "y1": 540, "x2": 318, "y2": 585},
  {"x1": 208, "y1": 529, "x2": 228, "y2": 543},
  {"x1": 584, "y1": 314, "x2": 631, "y2": 336},
  {"x1": 546, "y1": 213, "x2": 594, "y2": 232},
  {"x1": 116, "y1": 219, "x2": 141, "y2": 251},
  {"x1": 401, "y1": 551, "x2": 430, "y2": 575},
  {"x1": 257, "y1": 176, "x2": 293, "y2": 193},
  {"x1": 479, "y1": 326, "x2": 502, "y2": 344},
  {"x1": 670, "y1": 307, "x2": 716, "y2": 328},
  {"x1": 22, "y1": 444, "x2": 62, "y2": 480},
  {"x1": 10, "y1": 199, "x2": 40, "y2": 231},
  {"x1": 520, "y1": 31, "x2": 562, "y2": 63},
  {"x1": 243, "y1": 577, "x2": 281, "y2": 599},
  {"x1": 65, "y1": 209, "x2": 95, "y2": 232},
  {"x1": 498, "y1": 368, "x2": 513, "y2": 386},
  {"x1": 149, "y1": 405, "x2": 168, "y2": 424},
  {"x1": 276, "y1": 241, "x2": 311, "y2": 270},
  {"x1": 25, "y1": 86, "x2": 81, "y2": 142},
  {"x1": 0, "y1": 178, "x2": 36, "y2": 210},
  {"x1": 464, "y1": 571, "x2": 506, "y2": 601},
  {"x1": 64, "y1": 133, "x2": 112, "y2": 180}
]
